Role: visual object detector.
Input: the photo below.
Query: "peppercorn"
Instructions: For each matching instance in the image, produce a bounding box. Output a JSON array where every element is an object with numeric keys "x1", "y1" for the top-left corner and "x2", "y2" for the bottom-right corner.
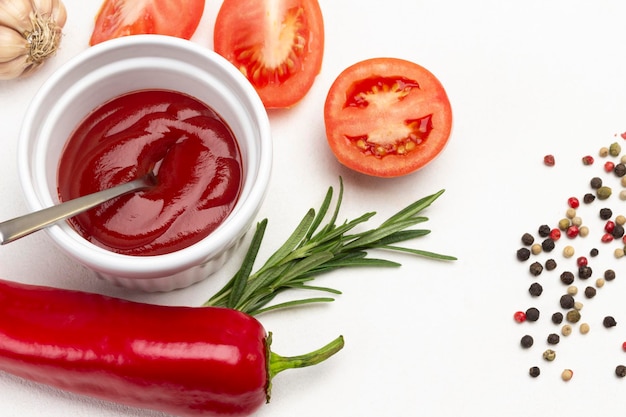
[
  {"x1": 616, "y1": 365, "x2": 626, "y2": 378},
  {"x1": 582, "y1": 155, "x2": 594, "y2": 165},
  {"x1": 545, "y1": 259, "x2": 557, "y2": 270},
  {"x1": 560, "y1": 271, "x2": 575, "y2": 285},
  {"x1": 617, "y1": 215, "x2": 626, "y2": 226},
  {"x1": 543, "y1": 349, "x2": 556, "y2": 361},
  {"x1": 543, "y1": 154, "x2": 555, "y2": 166},
  {"x1": 580, "y1": 323, "x2": 590, "y2": 334},
  {"x1": 597, "y1": 186, "x2": 612, "y2": 200},
  {"x1": 566, "y1": 225, "x2": 580, "y2": 238},
  {"x1": 558, "y1": 218, "x2": 571, "y2": 230},
  {"x1": 520, "y1": 335, "x2": 534, "y2": 348},
  {"x1": 541, "y1": 238, "x2": 555, "y2": 252},
  {"x1": 561, "y1": 369, "x2": 573, "y2": 381},
  {"x1": 605, "y1": 269, "x2": 616, "y2": 281},
  {"x1": 596, "y1": 278, "x2": 605, "y2": 288},
  {"x1": 563, "y1": 246, "x2": 575, "y2": 258},
  {"x1": 615, "y1": 163, "x2": 626, "y2": 177},
  {"x1": 584, "y1": 286, "x2": 596, "y2": 299},
  {"x1": 516, "y1": 248, "x2": 531, "y2": 261},
  {"x1": 567, "y1": 285, "x2": 578, "y2": 296},
  {"x1": 566, "y1": 208, "x2": 577, "y2": 219},
  {"x1": 571, "y1": 216, "x2": 582, "y2": 227},
  {"x1": 562, "y1": 324, "x2": 573, "y2": 336},
  {"x1": 549, "y1": 228, "x2": 561, "y2": 241},
  {"x1": 605, "y1": 161, "x2": 616, "y2": 172},
  {"x1": 525, "y1": 307, "x2": 540, "y2": 322},
  {"x1": 578, "y1": 266, "x2": 592, "y2": 280},
  {"x1": 560, "y1": 294, "x2": 575, "y2": 309},
  {"x1": 579, "y1": 225, "x2": 590, "y2": 237},
  {"x1": 521, "y1": 233, "x2": 535, "y2": 246},
  {"x1": 576, "y1": 256, "x2": 588, "y2": 267},
  {"x1": 552, "y1": 312, "x2": 564, "y2": 324},
  {"x1": 612, "y1": 224, "x2": 625, "y2": 238},
  {"x1": 528, "y1": 282, "x2": 543, "y2": 297},
  {"x1": 590, "y1": 248, "x2": 599, "y2": 257},
  {"x1": 574, "y1": 301, "x2": 583, "y2": 311},
  {"x1": 615, "y1": 248, "x2": 625, "y2": 258},
  {"x1": 599, "y1": 147, "x2": 609, "y2": 157},
  {"x1": 603, "y1": 316, "x2": 617, "y2": 328},
  {"x1": 514, "y1": 311, "x2": 527, "y2": 323},
  {"x1": 529, "y1": 262, "x2": 543, "y2": 276},
  {"x1": 547, "y1": 333, "x2": 560, "y2": 345},
  {"x1": 531, "y1": 243, "x2": 542, "y2": 255},
  {"x1": 590, "y1": 177, "x2": 603, "y2": 189},
  {"x1": 538, "y1": 224, "x2": 551, "y2": 237},
  {"x1": 529, "y1": 366, "x2": 541, "y2": 378},
  {"x1": 600, "y1": 208, "x2": 613, "y2": 220},
  {"x1": 566, "y1": 310, "x2": 581, "y2": 323},
  {"x1": 610, "y1": 142, "x2": 622, "y2": 157},
  {"x1": 583, "y1": 193, "x2": 596, "y2": 204}
]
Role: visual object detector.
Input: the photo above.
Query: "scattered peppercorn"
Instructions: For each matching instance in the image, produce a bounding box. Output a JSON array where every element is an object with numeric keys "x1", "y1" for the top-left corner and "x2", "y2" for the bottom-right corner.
[
  {"x1": 596, "y1": 278, "x2": 605, "y2": 288},
  {"x1": 560, "y1": 271, "x2": 575, "y2": 285},
  {"x1": 543, "y1": 154, "x2": 555, "y2": 166},
  {"x1": 584, "y1": 286, "x2": 597, "y2": 299},
  {"x1": 560, "y1": 294, "x2": 575, "y2": 309},
  {"x1": 582, "y1": 155, "x2": 594, "y2": 165},
  {"x1": 583, "y1": 193, "x2": 596, "y2": 204},
  {"x1": 605, "y1": 161, "x2": 616, "y2": 173},
  {"x1": 600, "y1": 208, "x2": 613, "y2": 220},
  {"x1": 562, "y1": 324, "x2": 573, "y2": 336},
  {"x1": 545, "y1": 259, "x2": 557, "y2": 270},
  {"x1": 561, "y1": 369, "x2": 574, "y2": 381},
  {"x1": 529, "y1": 366, "x2": 541, "y2": 378},
  {"x1": 622, "y1": 342, "x2": 626, "y2": 352},
  {"x1": 525, "y1": 307, "x2": 540, "y2": 322},
  {"x1": 605, "y1": 269, "x2": 616, "y2": 281},
  {"x1": 597, "y1": 186, "x2": 613, "y2": 200},
  {"x1": 517, "y1": 248, "x2": 531, "y2": 261},
  {"x1": 558, "y1": 218, "x2": 571, "y2": 230},
  {"x1": 563, "y1": 245, "x2": 575, "y2": 258},
  {"x1": 577, "y1": 256, "x2": 588, "y2": 267},
  {"x1": 521, "y1": 233, "x2": 535, "y2": 246},
  {"x1": 549, "y1": 228, "x2": 561, "y2": 241},
  {"x1": 531, "y1": 244, "x2": 542, "y2": 255},
  {"x1": 590, "y1": 248, "x2": 599, "y2": 257},
  {"x1": 538, "y1": 224, "x2": 551, "y2": 237},
  {"x1": 528, "y1": 282, "x2": 543, "y2": 297},
  {"x1": 547, "y1": 333, "x2": 560, "y2": 345},
  {"x1": 567, "y1": 285, "x2": 578, "y2": 296},
  {"x1": 514, "y1": 311, "x2": 527, "y2": 323},
  {"x1": 529, "y1": 262, "x2": 543, "y2": 276},
  {"x1": 566, "y1": 225, "x2": 580, "y2": 238},
  {"x1": 579, "y1": 323, "x2": 590, "y2": 334},
  {"x1": 602, "y1": 233, "x2": 614, "y2": 243},
  {"x1": 551, "y1": 312, "x2": 564, "y2": 324},
  {"x1": 543, "y1": 349, "x2": 556, "y2": 361},
  {"x1": 603, "y1": 316, "x2": 617, "y2": 328},
  {"x1": 567, "y1": 197, "x2": 580, "y2": 209},
  {"x1": 520, "y1": 335, "x2": 534, "y2": 348},
  {"x1": 566, "y1": 310, "x2": 581, "y2": 323},
  {"x1": 612, "y1": 225, "x2": 625, "y2": 238},
  {"x1": 578, "y1": 266, "x2": 592, "y2": 280},
  {"x1": 541, "y1": 238, "x2": 555, "y2": 252},
  {"x1": 574, "y1": 301, "x2": 583, "y2": 311},
  {"x1": 615, "y1": 365, "x2": 626, "y2": 378},
  {"x1": 599, "y1": 147, "x2": 609, "y2": 157},
  {"x1": 614, "y1": 163, "x2": 626, "y2": 177},
  {"x1": 610, "y1": 142, "x2": 622, "y2": 157}
]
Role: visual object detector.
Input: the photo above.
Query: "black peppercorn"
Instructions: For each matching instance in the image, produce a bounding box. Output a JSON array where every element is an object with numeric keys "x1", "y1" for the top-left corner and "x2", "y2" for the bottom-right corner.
[
  {"x1": 520, "y1": 335, "x2": 534, "y2": 348},
  {"x1": 521, "y1": 233, "x2": 535, "y2": 246},
  {"x1": 538, "y1": 224, "x2": 551, "y2": 237},
  {"x1": 583, "y1": 193, "x2": 596, "y2": 204},
  {"x1": 578, "y1": 266, "x2": 592, "y2": 280},
  {"x1": 529, "y1": 282, "x2": 543, "y2": 297},
  {"x1": 600, "y1": 208, "x2": 613, "y2": 220},
  {"x1": 616, "y1": 365, "x2": 626, "y2": 378},
  {"x1": 560, "y1": 294, "x2": 575, "y2": 309},
  {"x1": 615, "y1": 163, "x2": 626, "y2": 177},
  {"x1": 517, "y1": 247, "x2": 531, "y2": 261},
  {"x1": 529, "y1": 262, "x2": 543, "y2": 276},
  {"x1": 584, "y1": 286, "x2": 597, "y2": 299},
  {"x1": 560, "y1": 271, "x2": 575, "y2": 285},
  {"x1": 590, "y1": 177, "x2": 603, "y2": 189},
  {"x1": 605, "y1": 269, "x2": 616, "y2": 281},
  {"x1": 529, "y1": 366, "x2": 541, "y2": 377},
  {"x1": 612, "y1": 224, "x2": 625, "y2": 239},
  {"x1": 541, "y1": 238, "x2": 555, "y2": 252},
  {"x1": 552, "y1": 312, "x2": 564, "y2": 324},
  {"x1": 590, "y1": 248, "x2": 599, "y2": 257},
  {"x1": 545, "y1": 258, "x2": 557, "y2": 270},
  {"x1": 547, "y1": 333, "x2": 560, "y2": 345},
  {"x1": 526, "y1": 307, "x2": 540, "y2": 322},
  {"x1": 603, "y1": 316, "x2": 617, "y2": 328}
]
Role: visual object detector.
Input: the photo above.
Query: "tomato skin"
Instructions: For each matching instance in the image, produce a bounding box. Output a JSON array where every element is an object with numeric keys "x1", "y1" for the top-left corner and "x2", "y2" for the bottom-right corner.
[
  {"x1": 213, "y1": 0, "x2": 325, "y2": 109},
  {"x1": 324, "y1": 58, "x2": 453, "y2": 178},
  {"x1": 0, "y1": 278, "x2": 268, "y2": 417},
  {"x1": 89, "y1": 0, "x2": 205, "y2": 45}
]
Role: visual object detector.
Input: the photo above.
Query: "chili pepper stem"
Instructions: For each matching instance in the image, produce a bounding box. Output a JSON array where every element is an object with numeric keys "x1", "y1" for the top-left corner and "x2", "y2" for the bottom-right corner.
[{"x1": 265, "y1": 333, "x2": 345, "y2": 402}]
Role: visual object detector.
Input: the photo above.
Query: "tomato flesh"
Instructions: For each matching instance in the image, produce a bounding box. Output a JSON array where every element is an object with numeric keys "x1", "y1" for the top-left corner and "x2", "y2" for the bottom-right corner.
[
  {"x1": 214, "y1": 0, "x2": 325, "y2": 109},
  {"x1": 324, "y1": 58, "x2": 453, "y2": 178},
  {"x1": 89, "y1": 0, "x2": 204, "y2": 45}
]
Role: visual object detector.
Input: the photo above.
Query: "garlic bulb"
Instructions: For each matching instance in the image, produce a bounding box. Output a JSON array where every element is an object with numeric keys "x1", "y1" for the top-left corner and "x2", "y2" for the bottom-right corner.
[{"x1": 0, "y1": 0, "x2": 67, "y2": 80}]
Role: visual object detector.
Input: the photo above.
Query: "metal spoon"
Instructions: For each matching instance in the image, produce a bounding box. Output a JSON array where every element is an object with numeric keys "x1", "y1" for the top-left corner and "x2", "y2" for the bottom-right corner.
[{"x1": 0, "y1": 173, "x2": 157, "y2": 245}]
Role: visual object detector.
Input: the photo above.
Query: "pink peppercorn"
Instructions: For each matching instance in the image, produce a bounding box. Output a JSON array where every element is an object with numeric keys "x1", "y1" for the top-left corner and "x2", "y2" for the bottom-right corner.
[
  {"x1": 514, "y1": 311, "x2": 527, "y2": 323},
  {"x1": 605, "y1": 161, "x2": 616, "y2": 172},
  {"x1": 622, "y1": 341, "x2": 626, "y2": 351},
  {"x1": 582, "y1": 155, "x2": 594, "y2": 165},
  {"x1": 568, "y1": 197, "x2": 580, "y2": 209},
  {"x1": 544, "y1": 155, "x2": 555, "y2": 166},
  {"x1": 549, "y1": 228, "x2": 561, "y2": 241},
  {"x1": 602, "y1": 233, "x2": 614, "y2": 243},
  {"x1": 566, "y1": 225, "x2": 580, "y2": 238},
  {"x1": 606, "y1": 220, "x2": 616, "y2": 233},
  {"x1": 577, "y1": 256, "x2": 588, "y2": 267}
]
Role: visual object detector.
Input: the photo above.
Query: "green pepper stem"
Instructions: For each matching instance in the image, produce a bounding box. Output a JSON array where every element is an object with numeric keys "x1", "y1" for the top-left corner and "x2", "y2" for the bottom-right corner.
[{"x1": 265, "y1": 334, "x2": 345, "y2": 402}]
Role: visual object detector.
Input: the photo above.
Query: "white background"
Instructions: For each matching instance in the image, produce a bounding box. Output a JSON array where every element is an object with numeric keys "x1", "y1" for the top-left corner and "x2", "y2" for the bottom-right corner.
[{"x1": 2, "y1": 0, "x2": 626, "y2": 416}]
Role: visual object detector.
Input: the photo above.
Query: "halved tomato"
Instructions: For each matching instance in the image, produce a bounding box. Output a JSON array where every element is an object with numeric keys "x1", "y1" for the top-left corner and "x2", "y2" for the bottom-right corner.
[
  {"x1": 213, "y1": 0, "x2": 324, "y2": 109},
  {"x1": 324, "y1": 58, "x2": 453, "y2": 178},
  {"x1": 89, "y1": 0, "x2": 205, "y2": 46}
]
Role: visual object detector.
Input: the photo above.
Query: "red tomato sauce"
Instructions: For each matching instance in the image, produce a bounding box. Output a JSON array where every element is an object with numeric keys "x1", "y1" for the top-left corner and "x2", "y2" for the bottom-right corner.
[{"x1": 57, "y1": 90, "x2": 242, "y2": 256}]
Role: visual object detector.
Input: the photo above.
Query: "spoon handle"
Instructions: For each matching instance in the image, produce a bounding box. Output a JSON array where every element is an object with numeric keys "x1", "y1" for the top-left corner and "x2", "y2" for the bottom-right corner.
[{"x1": 0, "y1": 175, "x2": 154, "y2": 245}]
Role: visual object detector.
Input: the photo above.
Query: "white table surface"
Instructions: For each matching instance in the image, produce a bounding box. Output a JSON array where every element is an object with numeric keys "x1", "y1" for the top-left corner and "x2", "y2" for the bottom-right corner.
[{"x1": 2, "y1": 0, "x2": 626, "y2": 416}]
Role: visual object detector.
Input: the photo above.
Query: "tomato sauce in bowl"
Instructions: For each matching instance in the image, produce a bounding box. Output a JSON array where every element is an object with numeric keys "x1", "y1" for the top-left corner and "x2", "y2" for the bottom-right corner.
[{"x1": 57, "y1": 89, "x2": 242, "y2": 256}]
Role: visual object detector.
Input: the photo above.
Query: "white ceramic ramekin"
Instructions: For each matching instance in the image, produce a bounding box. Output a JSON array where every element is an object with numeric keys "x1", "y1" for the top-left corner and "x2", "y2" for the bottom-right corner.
[{"x1": 18, "y1": 35, "x2": 272, "y2": 292}]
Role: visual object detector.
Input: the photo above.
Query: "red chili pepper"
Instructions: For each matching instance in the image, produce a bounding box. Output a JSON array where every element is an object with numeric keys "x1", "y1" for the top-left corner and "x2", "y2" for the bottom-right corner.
[{"x1": 0, "y1": 279, "x2": 343, "y2": 417}]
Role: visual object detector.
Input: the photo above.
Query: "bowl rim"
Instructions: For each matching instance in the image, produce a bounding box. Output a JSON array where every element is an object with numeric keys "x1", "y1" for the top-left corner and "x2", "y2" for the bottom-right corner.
[{"x1": 17, "y1": 35, "x2": 272, "y2": 279}]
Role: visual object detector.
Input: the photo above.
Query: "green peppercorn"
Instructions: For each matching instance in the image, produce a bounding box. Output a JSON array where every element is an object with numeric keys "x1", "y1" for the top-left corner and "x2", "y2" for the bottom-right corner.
[
  {"x1": 543, "y1": 349, "x2": 556, "y2": 361},
  {"x1": 552, "y1": 312, "x2": 564, "y2": 324},
  {"x1": 610, "y1": 142, "x2": 622, "y2": 157},
  {"x1": 558, "y1": 218, "x2": 571, "y2": 230},
  {"x1": 603, "y1": 316, "x2": 617, "y2": 328},
  {"x1": 520, "y1": 335, "x2": 534, "y2": 348},
  {"x1": 566, "y1": 310, "x2": 581, "y2": 323},
  {"x1": 616, "y1": 365, "x2": 626, "y2": 378},
  {"x1": 529, "y1": 366, "x2": 541, "y2": 378},
  {"x1": 597, "y1": 186, "x2": 612, "y2": 200}
]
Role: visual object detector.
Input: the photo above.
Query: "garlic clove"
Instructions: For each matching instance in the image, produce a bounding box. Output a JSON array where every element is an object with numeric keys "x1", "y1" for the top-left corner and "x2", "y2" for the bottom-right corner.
[
  {"x1": 0, "y1": 26, "x2": 29, "y2": 63},
  {"x1": 0, "y1": 0, "x2": 32, "y2": 33},
  {"x1": 50, "y1": 0, "x2": 67, "y2": 27},
  {"x1": 0, "y1": 54, "x2": 30, "y2": 80}
]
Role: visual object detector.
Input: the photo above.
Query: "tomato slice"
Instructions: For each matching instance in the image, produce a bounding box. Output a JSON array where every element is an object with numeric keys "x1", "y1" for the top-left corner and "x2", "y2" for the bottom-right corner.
[
  {"x1": 89, "y1": 0, "x2": 205, "y2": 46},
  {"x1": 213, "y1": 0, "x2": 324, "y2": 109},
  {"x1": 324, "y1": 58, "x2": 453, "y2": 178}
]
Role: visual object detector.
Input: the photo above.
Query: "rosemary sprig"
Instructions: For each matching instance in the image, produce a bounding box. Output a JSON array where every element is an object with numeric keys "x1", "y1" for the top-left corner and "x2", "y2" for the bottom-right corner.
[{"x1": 203, "y1": 178, "x2": 456, "y2": 315}]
